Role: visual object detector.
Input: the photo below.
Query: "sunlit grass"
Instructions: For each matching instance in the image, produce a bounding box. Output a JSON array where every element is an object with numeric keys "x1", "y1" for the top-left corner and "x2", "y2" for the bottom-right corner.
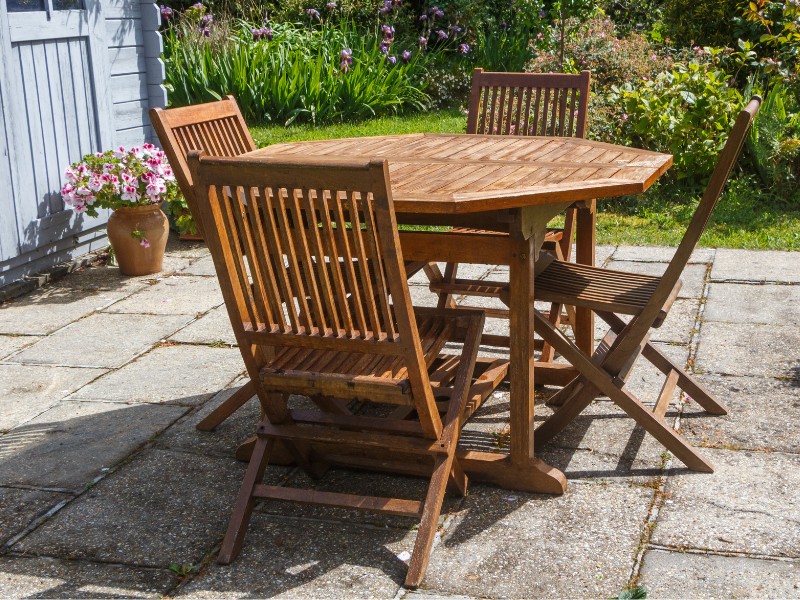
[{"x1": 251, "y1": 115, "x2": 800, "y2": 250}]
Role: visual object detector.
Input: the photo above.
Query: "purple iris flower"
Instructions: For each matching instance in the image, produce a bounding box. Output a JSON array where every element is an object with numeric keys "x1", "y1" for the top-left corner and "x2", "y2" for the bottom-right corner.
[
  {"x1": 430, "y1": 6, "x2": 444, "y2": 18},
  {"x1": 306, "y1": 8, "x2": 321, "y2": 20},
  {"x1": 401, "y1": 50, "x2": 412, "y2": 62},
  {"x1": 387, "y1": 55, "x2": 397, "y2": 64},
  {"x1": 340, "y1": 48, "x2": 353, "y2": 72},
  {"x1": 252, "y1": 26, "x2": 272, "y2": 41},
  {"x1": 326, "y1": 1, "x2": 336, "y2": 8},
  {"x1": 448, "y1": 24, "x2": 462, "y2": 33},
  {"x1": 199, "y1": 14, "x2": 213, "y2": 27},
  {"x1": 435, "y1": 29, "x2": 448, "y2": 40},
  {"x1": 418, "y1": 14, "x2": 427, "y2": 20},
  {"x1": 159, "y1": 5, "x2": 173, "y2": 20},
  {"x1": 458, "y1": 43, "x2": 470, "y2": 53},
  {"x1": 418, "y1": 36, "x2": 427, "y2": 49}
]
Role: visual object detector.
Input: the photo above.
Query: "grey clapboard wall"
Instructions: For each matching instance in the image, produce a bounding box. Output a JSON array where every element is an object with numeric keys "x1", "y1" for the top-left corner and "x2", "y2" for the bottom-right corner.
[{"x1": 0, "y1": 0, "x2": 166, "y2": 286}]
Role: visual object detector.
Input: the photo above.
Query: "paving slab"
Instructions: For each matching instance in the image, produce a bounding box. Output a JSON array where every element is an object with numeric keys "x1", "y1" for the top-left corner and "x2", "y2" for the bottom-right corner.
[
  {"x1": 421, "y1": 482, "x2": 653, "y2": 597},
  {"x1": 70, "y1": 345, "x2": 244, "y2": 406},
  {"x1": 0, "y1": 285, "x2": 132, "y2": 336},
  {"x1": 154, "y1": 381, "x2": 261, "y2": 458},
  {"x1": 612, "y1": 245, "x2": 714, "y2": 263},
  {"x1": 177, "y1": 255, "x2": 218, "y2": 277},
  {"x1": 0, "y1": 555, "x2": 176, "y2": 598},
  {"x1": 653, "y1": 449, "x2": 800, "y2": 557},
  {"x1": 704, "y1": 282, "x2": 800, "y2": 325},
  {"x1": 14, "y1": 448, "x2": 260, "y2": 568},
  {"x1": 0, "y1": 364, "x2": 106, "y2": 431},
  {"x1": 8, "y1": 313, "x2": 192, "y2": 368},
  {"x1": 536, "y1": 401, "x2": 671, "y2": 482},
  {"x1": 604, "y1": 260, "x2": 707, "y2": 299},
  {"x1": 681, "y1": 374, "x2": 800, "y2": 453},
  {"x1": 54, "y1": 264, "x2": 151, "y2": 294},
  {"x1": 0, "y1": 401, "x2": 187, "y2": 491},
  {"x1": 178, "y1": 513, "x2": 410, "y2": 599},
  {"x1": 0, "y1": 487, "x2": 70, "y2": 545},
  {"x1": 712, "y1": 249, "x2": 800, "y2": 283},
  {"x1": 104, "y1": 275, "x2": 223, "y2": 316},
  {"x1": 694, "y1": 322, "x2": 800, "y2": 380},
  {"x1": 169, "y1": 306, "x2": 238, "y2": 346},
  {"x1": 639, "y1": 549, "x2": 800, "y2": 599},
  {"x1": 0, "y1": 335, "x2": 40, "y2": 360}
]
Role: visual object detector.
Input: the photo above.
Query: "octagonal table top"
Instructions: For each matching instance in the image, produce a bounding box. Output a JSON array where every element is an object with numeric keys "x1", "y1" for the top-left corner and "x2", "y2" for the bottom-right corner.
[{"x1": 248, "y1": 133, "x2": 673, "y2": 215}]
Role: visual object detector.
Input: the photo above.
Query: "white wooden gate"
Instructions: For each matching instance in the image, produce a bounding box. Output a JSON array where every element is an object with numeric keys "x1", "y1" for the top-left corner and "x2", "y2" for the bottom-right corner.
[{"x1": 0, "y1": 0, "x2": 114, "y2": 266}]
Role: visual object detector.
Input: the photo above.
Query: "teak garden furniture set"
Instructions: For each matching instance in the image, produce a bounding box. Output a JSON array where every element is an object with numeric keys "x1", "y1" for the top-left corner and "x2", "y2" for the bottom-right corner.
[{"x1": 150, "y1": 70, "x2": 761, "y2": 587}]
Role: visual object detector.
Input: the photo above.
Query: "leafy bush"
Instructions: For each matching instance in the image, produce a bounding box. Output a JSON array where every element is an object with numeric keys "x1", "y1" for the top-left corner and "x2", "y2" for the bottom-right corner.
[
  {"x1": 610, "y1": 59, "x2": 743, "y2": 182},
  {"x1": 597, "y1": 0, "x2": 664, "y2": 36},
  {"x1": 528, "y1": 17, "x2": 674, "y2": 144},
  {"x1": 163, "y1": 17, "x2": 431, "y2": 125},
  {"x1": 663, "y1": 0, "x2": 740, "y2": 47}
]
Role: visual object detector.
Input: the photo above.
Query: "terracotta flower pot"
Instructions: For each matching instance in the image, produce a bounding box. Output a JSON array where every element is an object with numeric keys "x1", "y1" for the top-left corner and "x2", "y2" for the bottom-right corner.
[{"x1": 107, "y1": 205, "x2": 169, "y2": 276}]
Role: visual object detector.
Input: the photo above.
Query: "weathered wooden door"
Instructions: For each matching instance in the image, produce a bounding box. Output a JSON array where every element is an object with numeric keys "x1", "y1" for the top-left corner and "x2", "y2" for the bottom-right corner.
[{"x1": 0, "y1": 0, "x2": 114, "y2": 266}]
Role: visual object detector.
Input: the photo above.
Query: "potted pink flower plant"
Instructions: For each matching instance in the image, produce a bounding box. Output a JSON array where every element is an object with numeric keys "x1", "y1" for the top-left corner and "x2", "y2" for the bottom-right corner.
[{"x1": 61, "y1": 144, "x2": 178, "y2": 275}]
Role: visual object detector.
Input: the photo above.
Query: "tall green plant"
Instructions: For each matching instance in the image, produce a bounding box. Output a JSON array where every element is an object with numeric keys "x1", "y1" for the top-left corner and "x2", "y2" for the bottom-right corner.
[{"x1": 163, "y1": 19, "x2": 430, "y2": 125}]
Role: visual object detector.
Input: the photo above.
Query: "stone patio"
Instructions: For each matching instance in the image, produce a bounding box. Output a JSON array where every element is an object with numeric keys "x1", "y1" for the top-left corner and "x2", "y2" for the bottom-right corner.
[{"x1": 1, "y1": 237, "x2": 798, "y2": 599}]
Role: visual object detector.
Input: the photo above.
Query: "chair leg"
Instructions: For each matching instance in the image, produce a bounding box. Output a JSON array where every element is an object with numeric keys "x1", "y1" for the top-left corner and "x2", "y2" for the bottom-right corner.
[
  {"x1": 436, "y1": 263, "x2": 459, "y2": 309},
  {"x1": 532, "y1": 310, "x2": 714, "y2": 472},
  {"x1": 196, "y1": 380, "x2": 256, "y2": 431},
  {"x1": 405, "y1": 454, "x2": 453, "y2": 589},
  {"x1": 641, "y1": 343, "x2": 729, "y2": 415},
  {"x1": 218, "y1": 435, "x2": 275, "y2": 564},
  {"x1": 597, "y1": 311, "x2": 729, "y2": 416}
]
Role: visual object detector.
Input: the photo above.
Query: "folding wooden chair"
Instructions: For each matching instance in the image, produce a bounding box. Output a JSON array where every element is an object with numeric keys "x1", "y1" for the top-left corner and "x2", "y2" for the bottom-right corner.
[
  {"x1": 151, "y1": 97, "x2": 430, "y2": 434},
  {"x1": 432, "y1": 69, "x2": 591, "y2": 359},
  {"x1": 527, "y1": 97, "x2": 762, "y2": 472},
  {"x1": 150, "y1": 95, "x2": 257, "y2": 239},
  {"x1": 188, "y1": 151, "x2": 490, "y2": 588}
]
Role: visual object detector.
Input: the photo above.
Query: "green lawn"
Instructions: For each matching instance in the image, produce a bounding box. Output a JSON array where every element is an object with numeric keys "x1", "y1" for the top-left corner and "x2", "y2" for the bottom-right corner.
[{"x1": 250, "y1": 110, "x2": 800, "y2": 250}]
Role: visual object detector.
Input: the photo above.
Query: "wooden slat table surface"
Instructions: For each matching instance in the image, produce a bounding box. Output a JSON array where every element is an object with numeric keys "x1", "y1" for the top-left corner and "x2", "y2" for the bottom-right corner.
[
  {"x1": 251, "y1": 133, "x2": 672, "y2": 214},
  {"x1": 245, "y1": 134, "x2": 673, "y2": 495}
]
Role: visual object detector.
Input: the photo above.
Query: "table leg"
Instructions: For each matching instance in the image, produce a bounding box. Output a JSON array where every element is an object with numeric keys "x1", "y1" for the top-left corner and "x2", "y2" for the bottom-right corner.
[
  {"x1": 508, "y1": 235, "x2": 536, "y2": 467},
  {"x1": 574, "y1": 200, "x2": 596, "y2": 354}
]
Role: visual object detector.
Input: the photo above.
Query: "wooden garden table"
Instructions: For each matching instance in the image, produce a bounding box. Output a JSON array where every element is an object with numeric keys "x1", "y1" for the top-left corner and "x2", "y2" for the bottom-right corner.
[{"x1": 248, "y1": 133, "x2": 672, "y2": 494}]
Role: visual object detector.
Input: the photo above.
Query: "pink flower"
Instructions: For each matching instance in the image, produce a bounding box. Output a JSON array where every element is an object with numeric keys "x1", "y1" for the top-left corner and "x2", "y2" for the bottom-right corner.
[{"x1": 140, "y1": 238, "x2": 151, "y2": 249}]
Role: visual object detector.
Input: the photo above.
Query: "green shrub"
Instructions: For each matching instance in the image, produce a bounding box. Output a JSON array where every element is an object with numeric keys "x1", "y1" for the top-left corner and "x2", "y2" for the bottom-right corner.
[
  {"x1": 528, "y1": 17, "x2": 674, "y2": 144},
  {"x1": 597, "y1": 0, "x2": 664, "y2": 36},
  {"x1": 163, "y1": 18, "x2": 431, "y2": 125},
  {"x1": 610, "y1": 60, "x2": 743, "y2": 182},
  {"x1": 663, "y1": 0, "x2": 739, "y2": 47},
  {"x1": 746, "y1": 82, "x2": 800, "y2": 195}
]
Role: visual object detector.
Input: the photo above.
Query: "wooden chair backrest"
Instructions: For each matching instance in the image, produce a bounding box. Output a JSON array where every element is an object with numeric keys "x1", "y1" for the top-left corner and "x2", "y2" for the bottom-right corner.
[
  {"x1": 466, "y1": 69, "x2": 591, "y2": 137},
  {"x1": 188, "y1": 153, "x2": 441, "y2": 430},
  {"x1": 150, "y1": 96, "x2": 256, "y2": 229},
  {"x1": 606, "y1": 96, "x2": 762, "y2": 372}
]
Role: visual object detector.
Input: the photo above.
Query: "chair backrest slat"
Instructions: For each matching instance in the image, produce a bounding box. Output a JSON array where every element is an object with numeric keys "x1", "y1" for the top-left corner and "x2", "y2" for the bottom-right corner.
[
  {"x1": 605, "y1": 96, "x2": 762, "y2": 373},
  {"x1": 150, "y1": 96, "x2": 256, "y2": 234},
  {"x1": 189, "y1": 154, "x2": 417, "y2": 343},
  {"x1": 467, "y1": 69, "x2": 591, "y2": 138}
]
